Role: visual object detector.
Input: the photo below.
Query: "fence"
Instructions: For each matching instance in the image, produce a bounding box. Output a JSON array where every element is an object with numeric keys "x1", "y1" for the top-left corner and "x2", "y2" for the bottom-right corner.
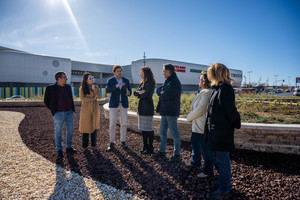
[{"x1": 0, "y1": 87, "x2": 107, "y2": 99}]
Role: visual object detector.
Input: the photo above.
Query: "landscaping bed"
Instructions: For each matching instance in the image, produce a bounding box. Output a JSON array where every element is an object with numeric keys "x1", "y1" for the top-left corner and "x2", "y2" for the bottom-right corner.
[
  {"x1": 129, "y1": 94, "x2": 300, "y2": 124},
  {"x1": 0, "y1": 106, "x2": 299, "y2": 199}
]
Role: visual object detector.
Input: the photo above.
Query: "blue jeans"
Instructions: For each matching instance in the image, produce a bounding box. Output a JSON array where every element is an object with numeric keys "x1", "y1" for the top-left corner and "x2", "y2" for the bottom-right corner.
[
  {"x1": 53, "y1": 110, "x2": 74, "y2": 151},
  {"x1": 159, "y1": 116, "x2": 181, "y2": 155},
  {"x1": 191, "y1": 132, "x2": 204, "y2": 167},
  {"x1": 206, "y1": 149, "x2": 231, "y2": 193}
]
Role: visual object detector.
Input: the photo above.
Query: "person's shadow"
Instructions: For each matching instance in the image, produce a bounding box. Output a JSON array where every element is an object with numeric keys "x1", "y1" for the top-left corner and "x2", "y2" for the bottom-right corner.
[
  {"x1": 49, "y1": 155, "x2": 91, "y2": 200},
  {"x1": 84, "y1": 149, "x2": 130, "y2": 191},
  {"x1": 113, "y1": 147, "x2": 185, "y2": 199}
]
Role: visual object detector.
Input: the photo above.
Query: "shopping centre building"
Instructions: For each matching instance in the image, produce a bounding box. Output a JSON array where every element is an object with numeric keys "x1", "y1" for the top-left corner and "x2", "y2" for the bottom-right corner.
[{"x1": 0, "y1": 46, "x2": 242, "y2": 98}]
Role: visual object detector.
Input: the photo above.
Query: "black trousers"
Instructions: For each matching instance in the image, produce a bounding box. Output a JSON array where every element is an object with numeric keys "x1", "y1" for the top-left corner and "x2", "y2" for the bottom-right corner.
[
  {"x1": 82, "y1": 130, "x2": 97, "y2": 148},
  {"x1": 142, "y1": 131, "x2": 154, "y2": 153}
]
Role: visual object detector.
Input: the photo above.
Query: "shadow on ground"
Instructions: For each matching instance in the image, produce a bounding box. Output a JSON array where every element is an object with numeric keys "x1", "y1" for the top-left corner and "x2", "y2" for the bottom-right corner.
[{"x1": 1, "y1": 106, "x2": 299, "y2": 199}]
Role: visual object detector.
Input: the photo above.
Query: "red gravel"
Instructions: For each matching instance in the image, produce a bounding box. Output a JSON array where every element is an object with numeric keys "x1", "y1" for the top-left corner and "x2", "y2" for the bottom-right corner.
[{"x1": 1, "y1": 106, "x2": 300, "y2": 200}]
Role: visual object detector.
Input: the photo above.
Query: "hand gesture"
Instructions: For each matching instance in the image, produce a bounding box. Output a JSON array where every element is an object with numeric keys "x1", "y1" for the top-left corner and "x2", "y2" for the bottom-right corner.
[
  {"x1": 126, "y1": 88, "x2": 130, "y2": 96},
  {"x1": 138, "y1": 90, "x2": 145, "y2": 94}
]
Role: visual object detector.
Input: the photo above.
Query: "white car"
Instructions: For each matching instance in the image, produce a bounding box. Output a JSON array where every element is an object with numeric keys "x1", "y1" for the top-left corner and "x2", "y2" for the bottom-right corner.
[
  {"x1": 275, "y1": 88, "x2": 283, "y2": 93},
  {"x1": 6, "y1": 95, "x2": 25, "y2": 100},
  {"x1": 293, "y1": 88, "x2": 300, "y2": 96},
  {"x1": 268, "y1": 90, "x2": 276, "y2": 95}
]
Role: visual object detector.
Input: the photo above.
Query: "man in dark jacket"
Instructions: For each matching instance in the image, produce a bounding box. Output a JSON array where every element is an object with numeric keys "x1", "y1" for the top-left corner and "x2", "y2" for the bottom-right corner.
[
  {"x1": 153, "y1": 64, "x2": 182, "y2": 162},
  {"x1": 44, "y1": 71, "x2": 76, "y2": 158},
  {"x1": 106, "y1": 65, "x2": 132, "y2": 151}
]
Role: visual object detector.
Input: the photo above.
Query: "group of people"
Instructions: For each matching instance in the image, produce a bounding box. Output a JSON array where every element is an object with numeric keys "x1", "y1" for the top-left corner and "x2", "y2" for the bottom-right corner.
[{"x1": 44, "y1": 62, "x2": 240, "y2": 199}]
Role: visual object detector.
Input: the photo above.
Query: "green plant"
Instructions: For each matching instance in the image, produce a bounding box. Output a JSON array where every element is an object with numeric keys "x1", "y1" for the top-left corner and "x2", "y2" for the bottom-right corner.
[
  {"x1": 268, "y1": 100, "x2": 275, "y2": 111},
  {"x1": 128, "y1": 93, "x2": 300, "y2": 124},
  {"x1": 279, "y1": 103, "x2": 288, "y2": 114}
]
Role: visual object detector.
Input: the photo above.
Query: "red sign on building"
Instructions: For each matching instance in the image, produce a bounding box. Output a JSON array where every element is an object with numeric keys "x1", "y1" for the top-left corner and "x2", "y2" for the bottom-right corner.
[
  {"x1": 174, "y1": 65, "x2": 186, "y2": 72},
  {"x1": 296, "y1": 77, "x2": 300, "y2": 83}
]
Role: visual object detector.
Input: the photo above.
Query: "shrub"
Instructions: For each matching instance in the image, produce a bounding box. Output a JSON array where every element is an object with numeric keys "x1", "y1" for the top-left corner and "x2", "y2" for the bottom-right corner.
[{"x1": 128, "y1": 93, "x2": 300, "y2": 124}]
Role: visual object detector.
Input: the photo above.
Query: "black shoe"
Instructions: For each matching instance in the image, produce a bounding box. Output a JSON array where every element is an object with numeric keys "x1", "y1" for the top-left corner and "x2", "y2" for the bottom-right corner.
[
  {"x1": 185, "y1": 162, "x2": 198, "y2": 168},
  {"x1": 168, "y1": 155, "x2": 180, "y2": 162},
  {"x1": 140, "y1": 148, "x2": 148, "y2": 154},
  {"x1": 57, "y1": 150, "x2": 63, "y2": 158},
  {"x1": 147, "y1": 146, "x2": 154, "y2": 155},
  {"x1": 66, "y1": 147, "x2": 77, "y2": 154},
  {"x1": 152, "y1": 151, "x2": 166, "y2": 158},
  {"x1": 211, "y1": 179, "x2": 219, "y2": 186},
  {"x1": 207, "y1": 190, "x2": 231, "y2": 200},
  {"x1": 121, "y1": 142, "x2": 127, "y2": 148},
  {"x1": 107, "y1": 143, "x2": 114, "y2": 152}
]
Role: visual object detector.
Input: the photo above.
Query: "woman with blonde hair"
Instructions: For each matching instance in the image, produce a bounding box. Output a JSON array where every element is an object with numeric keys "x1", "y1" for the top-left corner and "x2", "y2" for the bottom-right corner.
[
  {"x1": 204, "y1": 63, "x2": 241, "y2": 199},
  {"x1": 186, "y1": 71, "x2": 212, "y2": 174},
  {"x1": 134, "y1": 66, "x2": 156, "y2": 154},
  {"x1": 79, "y1": 72, "x2": 101, "y2": 148}
]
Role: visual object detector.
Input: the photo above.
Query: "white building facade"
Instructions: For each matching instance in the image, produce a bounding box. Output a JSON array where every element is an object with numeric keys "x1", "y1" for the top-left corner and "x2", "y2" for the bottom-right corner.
[{"x1": 0, "y1": 46, "x2": 242, "y2": 98}]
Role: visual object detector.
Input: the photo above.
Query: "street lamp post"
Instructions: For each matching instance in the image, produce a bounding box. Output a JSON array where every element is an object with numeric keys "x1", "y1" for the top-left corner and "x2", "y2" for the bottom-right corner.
[
  {"x1": 274, "y1": 75, "x2": 278, "y2": 87},
  {"x1": 247, "y1": 71, "x2": 253, "y2": 87}
]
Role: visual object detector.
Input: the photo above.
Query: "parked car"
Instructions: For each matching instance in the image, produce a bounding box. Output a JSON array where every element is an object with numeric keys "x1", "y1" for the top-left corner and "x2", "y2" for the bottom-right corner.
[
  {"x1": 275, "y1": 88, "x2": 283, "y2": 93},
  {"x1": 6, "y1": 95, "x2": 25, "y2": 100},
  {"x1": 293, "y1": 88, "x2": 300, "y2": 96},
  {"x1": 268, "y1": 90, "x2": 276, "y2": 95},
  {"x1": 257, "y1": 89, "x2": 264, "y2": 94}
]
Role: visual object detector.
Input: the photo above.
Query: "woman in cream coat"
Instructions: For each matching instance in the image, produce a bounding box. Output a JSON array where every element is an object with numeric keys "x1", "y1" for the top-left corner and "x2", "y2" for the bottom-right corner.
[
  {"x1": 79, "y1": 72, "x2": 101, "y2": 148},
  {"x1": 186, "y1": 71, "x2": 212, "y2": 176}
]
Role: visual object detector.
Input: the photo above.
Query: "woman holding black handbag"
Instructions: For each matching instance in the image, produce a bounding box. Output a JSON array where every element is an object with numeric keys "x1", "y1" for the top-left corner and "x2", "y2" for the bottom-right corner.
[{"x1": 204, "y1": 63, "x2": 241, "y2": 199}]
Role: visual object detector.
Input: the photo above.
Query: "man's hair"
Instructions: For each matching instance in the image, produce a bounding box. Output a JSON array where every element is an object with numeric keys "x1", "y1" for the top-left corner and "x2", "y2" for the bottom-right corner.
[
  {"x1": 163, "y1": 64, "x2": 175, "y2": 73},
  {"x1": 112, "y1": 65, "x2": 122, "y2": 73},
  {"x1": 55, "y1": 71, "x2": 66, "y2": 81}
]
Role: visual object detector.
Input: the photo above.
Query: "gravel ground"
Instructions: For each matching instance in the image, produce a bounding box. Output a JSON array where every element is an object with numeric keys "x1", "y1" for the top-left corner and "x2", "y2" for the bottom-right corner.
[
  {"x1": 0, "y1": 106, "x2": 300, "y2": 200},
  {"x1": 0, "y1": 110, "x2": 140, "y2": 200}
]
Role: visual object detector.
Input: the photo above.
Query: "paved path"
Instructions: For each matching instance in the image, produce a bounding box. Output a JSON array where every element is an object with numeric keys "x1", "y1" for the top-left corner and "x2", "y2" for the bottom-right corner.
[{"x1": 0, "y1": 111, "x2": 140, "y2": 200}]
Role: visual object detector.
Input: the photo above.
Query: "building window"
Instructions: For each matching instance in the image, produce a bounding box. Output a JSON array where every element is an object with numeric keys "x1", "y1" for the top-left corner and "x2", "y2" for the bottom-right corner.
[
  {"x1": 102, "y1": 73, "x2": 113, "y2": 78},
  {"x1": 231, "y1": 73, "x2": 242, "y2": 78},
  {"x1": 52, "y1": 60, "x2": 60, "y2": 67},
  {"x1": 71, "y1": 70, "x2": 101, "y2": 78}
]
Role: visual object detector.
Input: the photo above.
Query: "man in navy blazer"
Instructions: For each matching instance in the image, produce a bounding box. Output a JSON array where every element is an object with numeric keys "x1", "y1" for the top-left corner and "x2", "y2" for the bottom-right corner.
[{"x1": 106, "y1": 65, "x2": 132, "y2": 151}]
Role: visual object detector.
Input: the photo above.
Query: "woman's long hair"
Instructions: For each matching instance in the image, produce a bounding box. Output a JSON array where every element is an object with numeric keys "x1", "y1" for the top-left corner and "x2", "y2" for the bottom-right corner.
[
  {"x1": 141, "y1": 66, "x2": 156, "y2": 86},
  {"x1": 200, "y1": 71, "x2": 211, "y2": 89},
  {"x1": 81, "y1": 72, "x2": 91, "y2": 95},
  {"x1": 207, "y1": 63, "x2": 231, "y2": 87}
]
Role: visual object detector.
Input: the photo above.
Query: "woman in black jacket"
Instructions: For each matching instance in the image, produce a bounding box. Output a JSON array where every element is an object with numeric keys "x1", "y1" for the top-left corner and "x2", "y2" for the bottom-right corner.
[
  {"x1": 204, "y1": 63, "x2": 241, "y2": 199},
  {"x1": 134, "y1": 66, "x2": 156, "y2": 154}
]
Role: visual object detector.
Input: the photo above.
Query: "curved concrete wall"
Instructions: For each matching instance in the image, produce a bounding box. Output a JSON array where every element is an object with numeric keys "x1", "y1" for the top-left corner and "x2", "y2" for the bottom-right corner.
[{"x1": 103, "y1": 103, "x2": 300, "y2": 155}]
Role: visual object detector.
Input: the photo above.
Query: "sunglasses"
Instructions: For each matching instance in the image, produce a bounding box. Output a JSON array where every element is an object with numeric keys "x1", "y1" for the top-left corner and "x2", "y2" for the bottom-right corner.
[{"x1": 88, "y1": 76, "x2": 94, "y2": 80}]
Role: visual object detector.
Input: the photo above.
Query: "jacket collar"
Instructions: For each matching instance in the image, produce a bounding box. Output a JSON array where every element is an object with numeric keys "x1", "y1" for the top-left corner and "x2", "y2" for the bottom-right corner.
[
  {"x1": 165, "y1": 72, "x2": 177, "y2": 83},
  {"x1": 114, "y1": 76, "x2": 123, "y2": 80}
]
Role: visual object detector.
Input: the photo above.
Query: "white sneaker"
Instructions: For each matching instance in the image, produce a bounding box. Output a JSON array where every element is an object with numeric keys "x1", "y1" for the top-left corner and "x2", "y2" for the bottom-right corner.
[{"x1": 197, "y1": 172, "x2": 208, "y2": 178}]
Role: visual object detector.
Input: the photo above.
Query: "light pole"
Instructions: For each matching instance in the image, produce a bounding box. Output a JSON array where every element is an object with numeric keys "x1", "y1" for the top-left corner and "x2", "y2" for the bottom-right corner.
[
  {"x1": 247, "y1": 71, "x2": 253, "y2": 86},
  {"x1": 274, "y1": 75, "x2": 278, "y2": 87},
  {"x1": 243, "y1": 75, "x2": 247, "y2": 87},
  {"x1": 143, "y1": 52, "x2": 146, "y2": 67}
]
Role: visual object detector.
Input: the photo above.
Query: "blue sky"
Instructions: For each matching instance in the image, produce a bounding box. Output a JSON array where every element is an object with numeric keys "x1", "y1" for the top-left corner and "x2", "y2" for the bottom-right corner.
[{"x1": 0, "y1": 0, "x2": 299, "y2": 86}]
